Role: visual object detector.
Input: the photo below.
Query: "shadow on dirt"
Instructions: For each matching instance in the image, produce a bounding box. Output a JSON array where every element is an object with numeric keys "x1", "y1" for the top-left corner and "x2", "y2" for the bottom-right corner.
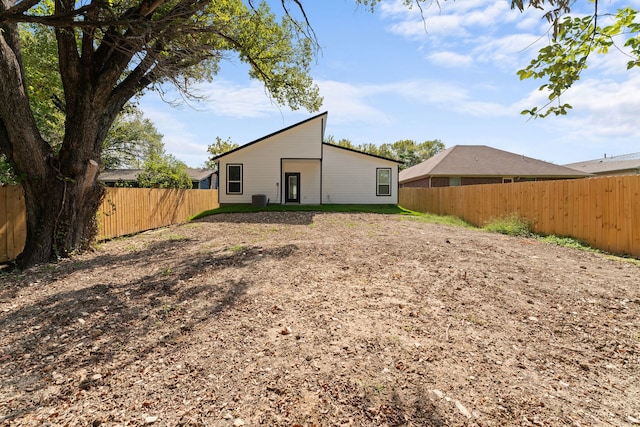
[
  {"x1": 197, "y1": 211, "x2": 316, "y2": 225},
  {"x1": 0, "y1": 238, "x2": 297, "y2": 422}
]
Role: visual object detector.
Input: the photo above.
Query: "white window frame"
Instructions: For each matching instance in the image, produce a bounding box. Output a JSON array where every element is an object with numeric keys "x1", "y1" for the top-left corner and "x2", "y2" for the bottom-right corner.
[
  {"x1": 226, "y1": 164, "x2": 243, "y2": 195},
  {"x1": 376, "y1": 168, "x2": 392, "y2": 196}
]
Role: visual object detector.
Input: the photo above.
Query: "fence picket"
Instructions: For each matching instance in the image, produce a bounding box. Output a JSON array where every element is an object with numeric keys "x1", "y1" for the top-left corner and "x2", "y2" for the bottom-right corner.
[
  {"x1": 399, "y1": 176, "x2": 640, "y2": 258},
  {"x1": 0, "y1": 186, "x2": 218, "y2": 262}
]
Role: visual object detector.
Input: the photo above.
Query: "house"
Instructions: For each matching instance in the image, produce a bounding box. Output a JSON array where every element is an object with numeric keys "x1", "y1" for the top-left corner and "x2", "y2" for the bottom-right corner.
[
  {"x1": 564, "y1": 152, "x2": 640, "y2": 176},
  {"x1": 211, "y1": 112, "x2": 401, "y2": 205},
  {"x1": 399, "y1": 145, "x2": 591, "y2": 188},
  {"x1": 98, "y1": 168, "x2": 217, "y2": 189}
]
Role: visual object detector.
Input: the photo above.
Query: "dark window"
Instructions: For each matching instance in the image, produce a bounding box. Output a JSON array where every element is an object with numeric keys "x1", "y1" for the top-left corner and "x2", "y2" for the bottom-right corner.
[
  {"x1": 227, "y1": 164, "x2": 243, "y2": 194},
  {"x1": 377, "y1": 168, "x2": 391, "y2": 196}
]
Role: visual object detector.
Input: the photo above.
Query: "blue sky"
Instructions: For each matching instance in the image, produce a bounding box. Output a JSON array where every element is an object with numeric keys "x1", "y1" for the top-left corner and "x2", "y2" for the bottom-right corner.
[{"x1": 139, "y1": 0, "x2": 640, "y2": 168}]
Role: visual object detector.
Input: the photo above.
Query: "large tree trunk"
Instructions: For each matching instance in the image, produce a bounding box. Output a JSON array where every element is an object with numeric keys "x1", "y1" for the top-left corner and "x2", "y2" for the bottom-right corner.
[{"x1": 16, "y1": 159, "x2": 104, "y2": 268}]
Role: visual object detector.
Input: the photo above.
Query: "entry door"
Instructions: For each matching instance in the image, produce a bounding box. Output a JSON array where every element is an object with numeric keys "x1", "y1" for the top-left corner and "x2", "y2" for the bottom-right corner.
[{"x1": 285, "y1": 173, "x2": 300, "y2": 203}]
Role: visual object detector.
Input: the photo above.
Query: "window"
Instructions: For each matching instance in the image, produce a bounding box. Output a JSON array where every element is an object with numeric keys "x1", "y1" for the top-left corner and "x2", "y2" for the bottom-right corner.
[
  {"x1": 377, "y1": 168, "x2": 391, "y2": 196},
  {"x1": 226, "y1": 164, "x2": 243, "y2": 194},
  {"x1": 449, "y1": 177, "x2": 461, "y2": 187}
]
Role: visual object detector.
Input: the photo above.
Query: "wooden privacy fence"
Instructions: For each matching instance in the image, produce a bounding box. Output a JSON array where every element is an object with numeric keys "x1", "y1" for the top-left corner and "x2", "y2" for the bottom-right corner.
[
  {"x1": 0, "y1": 185, "x2": 26, "y2": 263},
  {"x1": 399, "y1": 175, "x2": 640, "y2": 258},
  {"x1": 0, "y1": 186, "x2": 219, "y2": 263},
  {"x1": 99, "y1": 187, "x2": 219, "y2": 240}
]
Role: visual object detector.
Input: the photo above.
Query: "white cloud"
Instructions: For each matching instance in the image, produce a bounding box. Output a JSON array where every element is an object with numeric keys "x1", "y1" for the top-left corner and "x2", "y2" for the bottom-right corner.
[
  {"x1": 197, "y1": 79, "x2": 279, "y2": 118},
  {"x1": 318, "y1": 77, "x2": 516, "y2": 121},
  {"x1": 386, "y1": 14, "x2": 466, "y2": 40},
  {"x1": 562, "y1": 76, "x2": 640, "y2": 139},
  {"x1": 377, "y1": 0, "x2": 556, "y2": 76},
  {"x1": 315, "y1": 80, "x2": 392, "y2": 124},
  {"x1": 428, "y1": 51, "x2": 474, "y2": 67},
  {"x1": 380, "y1": 0, "x2": 530, "y2": 39},
  {"x1": 516, "y1": 73, "x2": 640, "y2": 141},
  {"x1": 472, "y1": 33, "x2": 546, "y2": 69}
]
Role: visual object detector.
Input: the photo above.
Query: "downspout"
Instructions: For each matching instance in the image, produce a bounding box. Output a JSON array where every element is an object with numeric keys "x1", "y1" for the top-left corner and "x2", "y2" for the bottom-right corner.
[
  {"x1": 320, "y1": 143, "x2": 324, "y2": 205},
  {"x1": 320, "y1": 117, "x2": 325, "y2": 205}
]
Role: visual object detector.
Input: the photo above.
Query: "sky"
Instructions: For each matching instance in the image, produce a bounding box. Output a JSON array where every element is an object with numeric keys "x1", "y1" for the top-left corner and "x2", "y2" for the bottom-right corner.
[{"x1": 138, "y1": 0, "x2": 640, "y2": 168}]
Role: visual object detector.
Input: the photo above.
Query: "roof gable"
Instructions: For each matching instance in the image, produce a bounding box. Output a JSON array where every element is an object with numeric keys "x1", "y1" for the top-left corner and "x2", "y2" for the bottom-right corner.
[
  {"x1": 400, "y1": 145, "x2": 592, "y2": 183},
  {"x1": 211, "y1": 111, "x2": 328, "y2": 161}
]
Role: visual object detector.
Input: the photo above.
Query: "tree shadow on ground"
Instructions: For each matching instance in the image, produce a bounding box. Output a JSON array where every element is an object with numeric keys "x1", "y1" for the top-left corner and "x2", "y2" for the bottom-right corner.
[
  {"x1": 197, "y1": 211, "x2": 315, "y2": 225},
  {"x1": 0, "y1": 239, "x2": 298, "y2": 422}
]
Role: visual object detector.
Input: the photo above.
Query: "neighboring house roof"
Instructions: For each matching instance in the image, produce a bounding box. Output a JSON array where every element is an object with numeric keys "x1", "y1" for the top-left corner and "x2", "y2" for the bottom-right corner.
[
  {"x1": 211, "y1": 111, "x2": 329, "y2": 161},
  {"x1": 98, "y1": 168, "x2": 216, "y2": 182},
  {"x1": 399, "y1": 145, "x2": 592, "y2": 183},
  {"x1": 186, "y1": 168, "x2": 218, "y2": 181},
  {"x1": 99, "y1": 169, "x2": 142, "y2": 182},
  {"x1": 564, "y1": 153, "x2": 640, "y2": 175}
]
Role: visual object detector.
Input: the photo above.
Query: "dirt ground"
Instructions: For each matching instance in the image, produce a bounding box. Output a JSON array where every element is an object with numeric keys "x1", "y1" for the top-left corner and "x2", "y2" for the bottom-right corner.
[{"x1": 1, "y1": 212, "x2": 639, "y2": 427}]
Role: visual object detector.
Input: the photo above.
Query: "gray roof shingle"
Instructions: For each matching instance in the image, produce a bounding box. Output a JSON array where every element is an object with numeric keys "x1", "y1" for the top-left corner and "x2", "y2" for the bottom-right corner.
[
  {"x1": 564, "y1": 154, "x2": 640, "y2": 175},
  {"x1": 399, "y1": 145, "x2": 591, "y2": 183}
]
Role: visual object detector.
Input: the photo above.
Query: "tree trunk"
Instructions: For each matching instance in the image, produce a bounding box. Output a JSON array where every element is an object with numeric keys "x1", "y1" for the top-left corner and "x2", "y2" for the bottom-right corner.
[{"x1": 16, "y1": 159, "x2": 104, "y2": 268}]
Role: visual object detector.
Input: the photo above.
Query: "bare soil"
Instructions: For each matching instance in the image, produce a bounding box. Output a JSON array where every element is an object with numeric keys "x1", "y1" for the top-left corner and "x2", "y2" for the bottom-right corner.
[{"x1": 1, "y1": 212, "x2": 639, "y2": 427}]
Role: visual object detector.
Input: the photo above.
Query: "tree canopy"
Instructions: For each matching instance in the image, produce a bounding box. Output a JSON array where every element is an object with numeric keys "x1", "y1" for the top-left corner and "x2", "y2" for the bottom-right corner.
[
  {"x1": 0, "y1": 0, "x2": 323, "y2": 267},
  {"x1": 102, "y1": 107, "x2": 165, "y2": 169},
  {"x1": 325, "y1": 136, "x2": 444, "y2": 170},
  {"x1": 137, "y1": 152, "x2": 192, "y2": 189},
  {"x1": 205, "y1": 136, "x2": 239, "y2": 169}
]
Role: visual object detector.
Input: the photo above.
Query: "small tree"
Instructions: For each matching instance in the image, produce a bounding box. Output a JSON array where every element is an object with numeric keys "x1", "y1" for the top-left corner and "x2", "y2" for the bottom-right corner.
[
  {"x1": 102, "y1": 107, "x2": 165, "y2": 169},
  {"x1": 205, "y1": 137, "x2": 239, "y2": 169},
  {"x1": 137, "y1": 153, "x2": 192, "y2": 189},
  {"x1": 380, "y1": 139, "x2": 445, "y2": 170}
]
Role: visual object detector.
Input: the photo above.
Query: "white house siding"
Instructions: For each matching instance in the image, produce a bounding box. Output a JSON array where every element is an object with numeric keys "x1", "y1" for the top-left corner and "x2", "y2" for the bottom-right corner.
[
  {"x1": 218, "y1": 116, "x2": 324, "y2": 205},
  {"x1": 282, "y1": 159, "x2": 321, "y2": 204},
  {"x1": 322, "y1": 145, "x2": 399, "y2": 204}
]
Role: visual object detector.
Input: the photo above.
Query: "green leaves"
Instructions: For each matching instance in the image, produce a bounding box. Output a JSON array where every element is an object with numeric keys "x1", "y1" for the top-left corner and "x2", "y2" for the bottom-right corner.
[
  {"x1": 205, "y1": 136, "x2": 239, "y2": 168},
  {"x1": 0, "y1": 155, "x2": 19, "y2": 185},
  {"x1": 136, "y1": 152, "x2": 192, "y2": 189},
  {"x1": 102, "y1": 106, "x2": 165, "y2": 169},
  {"x1": 325, "y1": 137, "x2": 444, "y2": 170},
  {"x1": 518, "y1": 6, "x2": 640, "y2": 118}
]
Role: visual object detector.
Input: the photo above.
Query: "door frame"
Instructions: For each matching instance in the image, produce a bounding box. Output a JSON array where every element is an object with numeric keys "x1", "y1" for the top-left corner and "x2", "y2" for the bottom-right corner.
[{"x1": 284, "y1": 172, "x2": 301, "y2": 203}]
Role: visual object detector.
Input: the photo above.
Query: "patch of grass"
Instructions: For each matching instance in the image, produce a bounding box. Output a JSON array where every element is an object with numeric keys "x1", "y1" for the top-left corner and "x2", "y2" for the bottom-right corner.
[
  {"x1": 467, "y1": 314, "x2": 486, "y2": 326},
  {"x1": 539, "y1": 235, "x2": 596, "y2": 251},
  {"x1": 372, "y1": 383, "x2": 385, "y2": 393},
  {"x1": 540, "y1": 235, "x2": 640, "y2": 265},
  {"x1": 616, "y1": 256, "x2": 640, "y2": 267},
  {"x1": 407, "y1": 212, "x2": 475, "y2": 228},
  {"x1": 483, "y1": 214, "x2": 532, "y2": 237},
  {"x1": 164, "y1": 233, "x2": 186, "y2": 241},
  {"x1": 228, "y1": 244, "x2": 246, "y2": 252}
]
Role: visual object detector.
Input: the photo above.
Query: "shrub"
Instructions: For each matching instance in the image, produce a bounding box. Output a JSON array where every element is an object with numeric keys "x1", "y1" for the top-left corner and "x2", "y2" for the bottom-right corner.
[{"x1": 483, "y1": 214, "x2": 531, "y2": 237}]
